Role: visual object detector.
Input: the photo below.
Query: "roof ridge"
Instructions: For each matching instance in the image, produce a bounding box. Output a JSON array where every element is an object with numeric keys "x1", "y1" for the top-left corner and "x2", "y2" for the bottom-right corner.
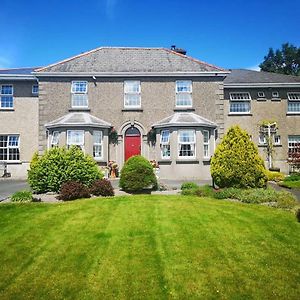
[{"x1": 163, "y1": 48, "x2": 227, "y2": 72}]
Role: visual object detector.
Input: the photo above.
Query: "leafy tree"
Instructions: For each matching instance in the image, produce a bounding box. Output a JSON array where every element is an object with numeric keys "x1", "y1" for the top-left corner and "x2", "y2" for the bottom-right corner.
[
  {"x1": 259, "y1": 43, "x2": 300, "y2": 76},
  {"x1": 211, "y1": 126, "x2": 267, "y2": 188}
]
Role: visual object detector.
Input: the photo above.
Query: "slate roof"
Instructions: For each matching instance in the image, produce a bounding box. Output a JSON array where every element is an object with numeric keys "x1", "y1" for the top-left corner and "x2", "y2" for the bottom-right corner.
[
  {"x1": 36, "y1": 47, "x2": 226, "y2": 73},
  {"x1": 152, "y1": 112, "x2": 217, "y2": 128},
  {"x1": 225, "y1": 69, "x2": 300, "y2": 84},
  {"x1": 0, "y1": 67, "x2": 39, "y2": 75},
  {"x1": 45, "y1": 112, "x2": 111, "y2": 129}
]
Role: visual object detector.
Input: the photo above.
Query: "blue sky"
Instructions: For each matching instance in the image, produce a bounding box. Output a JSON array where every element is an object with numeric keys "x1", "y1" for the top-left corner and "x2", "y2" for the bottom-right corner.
[{"x1": 0, "y1": 0, "x2": 299, "y2": 70}]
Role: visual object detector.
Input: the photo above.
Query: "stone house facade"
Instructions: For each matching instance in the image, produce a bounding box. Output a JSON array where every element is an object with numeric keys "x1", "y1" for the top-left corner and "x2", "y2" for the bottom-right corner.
[{"x1": 0, "y1": 47, "x2": 299, "y2": 179}]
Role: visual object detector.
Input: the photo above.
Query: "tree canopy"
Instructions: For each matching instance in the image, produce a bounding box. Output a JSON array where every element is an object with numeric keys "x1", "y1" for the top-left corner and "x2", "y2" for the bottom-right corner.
[{"x1": 259, "y1": 43, "x2": 300, "y2": 76}]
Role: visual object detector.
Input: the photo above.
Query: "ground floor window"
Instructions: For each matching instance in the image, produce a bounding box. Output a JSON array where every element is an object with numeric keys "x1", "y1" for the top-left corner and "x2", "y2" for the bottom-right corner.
[
  {"x1": 67, "y1": 130, "x2": 84, "y2": 150},
  {"x1": 160, "y1": 130, "x2": 170, "y2": 159},
  {"x1": 203, "y1": 130, "x2": 209, "y2": 158},
  {"x1": 93, "y1": 130, "x2": 103, "y2": 159},
  {"x1": 0, "y1": 135, "x2": 20, "y2": 161},
  {"x1": 51, "y1": 131, "x2": 60, "y2": 147},
  {"x1": 288, "y1": 136, "x2": 300, "y2": 155},
  {"x1": 178, "y1": 130, "x2": 195, "y2": 158}
]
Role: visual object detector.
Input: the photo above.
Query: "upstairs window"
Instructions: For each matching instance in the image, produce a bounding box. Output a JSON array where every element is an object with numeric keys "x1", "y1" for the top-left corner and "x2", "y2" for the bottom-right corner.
[
  {"x1": 67, "y1": 130, "x2": 84, "y2": 150},
  {"x1": 274, "y1": 135, "x2": 281, "y2": 145},
  {"x1": 272, "y1": 91, "x2": 280, "y2": 99},
  {"x1": 71, "y1": 81, "x2": 88, "y2": 108},
  {"x1": 287, "y1": 92, "x2": 300, "y2": 113},
  {"x1": 229, "y1": 92, "x2": 251, "y2": 114},
  {"x1": 93, "y1": 131, "x2": 103, "y2": 159},
  {"x1": 178, "y1": 130, "x2": 195, "y2": 158},
  {"x1": 32, "y1": 84, "x2": 39, "y2": 94},
  {"x1": 176, "y1": 80, "x2": 192, "y2": 107},
  {"x1": 51, "y1": 131, "x2": 60, "y2": 147},
  {"x1": 257, "y1": 91, "x2": 265, "y2": 98},
  {"x1": 160, "y1": 130, "x2": 170, "y2": 159},
  {"x1": 124, "y1": 81, "x2": 141, "y2": 108},
  {"x1": 0, "y1": 85, "x2": 13, "y2": 108},
  {"x1": 203, "y1": 130, "x2": 210, "y2": 158},
  {"x1": 0, "y1": 135, "x2": 20, "y2": 161}
]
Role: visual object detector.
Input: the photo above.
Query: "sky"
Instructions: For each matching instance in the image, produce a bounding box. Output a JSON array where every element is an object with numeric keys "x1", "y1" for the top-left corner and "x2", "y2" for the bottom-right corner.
[{"x1": 0, "y1": 0, "x2": 299, "y2": 70}]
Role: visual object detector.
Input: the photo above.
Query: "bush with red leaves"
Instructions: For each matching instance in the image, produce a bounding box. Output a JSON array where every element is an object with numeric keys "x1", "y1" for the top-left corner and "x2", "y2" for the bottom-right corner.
[
  {"x1": 59, "y1": 181, "x2": 90, "y2": 201},
  {"x1": 90, "y1": 179, "x2": 114, "y2": 197}
]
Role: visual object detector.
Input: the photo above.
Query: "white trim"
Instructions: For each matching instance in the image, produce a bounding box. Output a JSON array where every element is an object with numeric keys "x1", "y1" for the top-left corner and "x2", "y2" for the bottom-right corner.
[
  {"x1": 287, "y1": 92, "x2": 300, "y2": 101},
  {"x1": 93, "y1": 130, "x2": 103, "y2": 160},
  {"x1": 229, "y1": 92, "x2": 251, "y2": 101},
  {"x1": 175, "y1": 80, "x2": 193, "y2": 108},
  {"x1": 160, "y1": 130, "x2": 170, "y2": 159},
  {"x1": 225, "y1": 83, "x2": 300, "y2": 88},
  {"x1": 257, "y1": 91, "x2": 265, "y2": 98},
  {"x1": 123, "y1": 80, "x2": 141, "y2": 108},
  {"x1": 177, "y1": 129, "x2": 196, "y2": 159},
  {"x1": 66, "y1": 130, "x2": 85, "y2": 147},
  {"x1": 203, "y1": 130, "x2": 210, "y2": 159},
  {"x1": 0, "y1": 84, "x2": 14, "y2": 109},
  {"x1": 51, "y1": 131, "x2": 60, "y2": 147}
]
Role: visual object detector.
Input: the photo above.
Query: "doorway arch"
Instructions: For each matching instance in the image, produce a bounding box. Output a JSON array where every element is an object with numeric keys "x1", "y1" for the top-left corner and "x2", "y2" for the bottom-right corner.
[{"x1": 124, "y1": 126, "x2": 141, "y2": 161}]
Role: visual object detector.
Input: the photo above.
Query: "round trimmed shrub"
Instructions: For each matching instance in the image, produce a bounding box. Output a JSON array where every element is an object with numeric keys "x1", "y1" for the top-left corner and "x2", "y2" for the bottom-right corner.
[
  {"x1": 119, "y1": 155, "x2": 158, "y2": 192},
  {"x1": 90, "y1": 179, "x2": 114, "y2": 197},
  {"x1": 59, "y1": 181, "x2": 90, "y2": 201},
  {"x1": 211, "y1": 126, "x2": 267, "y2": 188},
  {"x1": 181, "y1": 182, "x2": 199, "y2": 190},
  {"x1": 28, "y1": 146, "x2": 102, "y2": 193}
]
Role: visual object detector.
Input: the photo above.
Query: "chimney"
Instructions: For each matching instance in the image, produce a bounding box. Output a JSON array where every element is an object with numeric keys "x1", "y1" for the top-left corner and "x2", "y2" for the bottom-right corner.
[{"x1": 171, "y1": 45, "x2": 187, "y2": 55}]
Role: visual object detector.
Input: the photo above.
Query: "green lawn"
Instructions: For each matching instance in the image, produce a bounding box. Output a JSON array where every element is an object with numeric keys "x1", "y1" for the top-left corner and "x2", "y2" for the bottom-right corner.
[
  {"x1": 0, "y1": 196, "x2": 299, "y2": 299},
  {"x1": 279, "y1": 180, "x2": 300, "y2": 189}
]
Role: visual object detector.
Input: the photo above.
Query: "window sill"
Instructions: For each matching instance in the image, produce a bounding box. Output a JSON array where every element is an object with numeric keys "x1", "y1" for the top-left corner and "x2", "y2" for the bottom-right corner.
[
  {"x1": 173, "y1": 107, "x2": 195, "y2": 112},
  {"x1": 257, "y1": 98, "x2": 267, "y2": 101},
  {"x1": 203, "y1": 158, "x2": 211, "y2": 162},
  {"x1": 157, "y1": 159, "x2": 172, "y2": 164},
  {"x1": 69, "y1": 108, "x2": 90, "y2": 112},
  {"x1": 271, "y1": 98, "x2": 281, "y2": 101},
  {"x1": 0, "y1": 108, "x2": 14, "y2": 111},
  {"x1": 176, "y1": 159, "x2": 199, "y2": 164},
  {"x1": 228, "y1": 113, "x2": 252, "y2": 116},
  {"x1": 3, "y1": 161, "x2": 22, "y2": 164},
  {"x1": 287, "y1": 112, "x2": 300, "y2": 116},
  {"x1": 122, "y1": 108, "x2": 143, "y2": 112}
]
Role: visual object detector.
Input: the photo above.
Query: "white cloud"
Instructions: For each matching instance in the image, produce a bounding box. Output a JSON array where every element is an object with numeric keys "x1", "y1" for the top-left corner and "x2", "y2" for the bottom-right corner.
[{"x1": 248, "y1": 64, "x2": 261, "y2": 71}]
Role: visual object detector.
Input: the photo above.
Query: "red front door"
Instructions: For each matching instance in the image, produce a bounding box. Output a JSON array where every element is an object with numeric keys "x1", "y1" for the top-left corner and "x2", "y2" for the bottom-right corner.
[{"x1": 125, "y1": 127, "x2": 141, "y2": 161}]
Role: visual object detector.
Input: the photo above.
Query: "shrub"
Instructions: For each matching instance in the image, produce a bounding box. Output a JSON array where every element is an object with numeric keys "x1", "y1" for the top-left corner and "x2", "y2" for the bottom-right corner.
[
  {"x1": 275, "y1": 192, "x2": 297, "y2": 209},
  {"x1": 265, "y1": 170, "x2": 285, "y2": 182},
  {"x1": 237, "y1": 188, "x2": 279, "y2": 204},
  {"x1": 181, "y1": 185, "x2": 215, "y2": 197},
  {"x1": 119, "y1": 155, "x2": 158, "y2": 192},
  {"x1": 181, "y1": 182, "x2": 199, "y2": 190},
  {"x1": 59, "y1": 181, "x2": 90, "y2": 201},
  {"x1": 214, "y1": 187, "x2": 241, "y2": 200},
  {"x1": 211, "y1": 126, "x2": 267, "y2": 188},
  {"x1": 181, "y1": 188, "x2": 199, "y2": 196},
  {"x1": 295, "y1": 208, "x2": 300, "y2": 222},
  {"x1": 28, "y1": 146, "x2": 102, "y2": 193},
  {"x1": 11, "y1": 191, "x2": 33, "y2": 202},
  {"x1": 90, "y1": 179, "x2": 114, "y2": 197}
]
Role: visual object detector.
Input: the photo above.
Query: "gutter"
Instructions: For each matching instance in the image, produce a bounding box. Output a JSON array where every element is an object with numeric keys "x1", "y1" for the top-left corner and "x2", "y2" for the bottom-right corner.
[{"x1": 224, "y1": 83, "x2": 300, "y2": 88}]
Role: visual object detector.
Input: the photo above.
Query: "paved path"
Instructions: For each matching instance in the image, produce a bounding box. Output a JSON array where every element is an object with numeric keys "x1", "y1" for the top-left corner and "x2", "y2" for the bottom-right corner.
[
  {"x1": 268, "y1": 182, "x2": 300, "y2": 201},
  {"x1": 0, "y1": 179, "x2": 30, "y2": 201}
]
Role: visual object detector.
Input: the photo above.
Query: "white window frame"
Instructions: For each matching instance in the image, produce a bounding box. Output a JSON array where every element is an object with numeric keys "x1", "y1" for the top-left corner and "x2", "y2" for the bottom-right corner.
[
  {"x1": 257, "y1": 91, "x2": 265, "y2": 98},
  {"x1": 274, "y1": 135, "x2": 281, "y2": 145},
  {"x1": 0, "y1": 84, "x2": 14, "y2": 109},
  {"x1": 0, "y1": 134, "x2": 20, "y2": 161},
  {"x1": 175, "y1": 80, "x2": 192, "y2": 107},
  {"x1": 51, "y1": 131, "x2": 60, "y2": 147},
  {"x1": 287, "y1": 92, "x2": 300, "y2": 113},
  {"x1": 160, "y1": 130, "x2": 170, "y2": 159},
  {"x1": 229, "y1": 92, "x2": 251, "y2": 114},
  {"x1": 32, "y1": 84, "x2": 39, "y2": 94},
  {"x1": 259, "y1": 133, "x2": 267, "y2": 145},
  {"x1": 288, "y1": 136, "x2": 300, "y2": 155},
  {"x1": 203, "y1": 130, "x2": 210, "y2": 158},
  {"x1": 124, "y1": 80, "x2": 141, "y2": 108},
  {"x1": 93, "y1": 130, "x2": 103, "y2": 160},
  {"x1": 71, "y1": 81, "x2": 88, "y2": 108},
  {"x1": 67, "y1": 130, "x2": 85, "y2": 149},
  {"x1": 178, "y1": 129, "x2": 196, "y2": 158},
  {"x1": 272, "y1": 91, "x2": 280, "y2": 99}
]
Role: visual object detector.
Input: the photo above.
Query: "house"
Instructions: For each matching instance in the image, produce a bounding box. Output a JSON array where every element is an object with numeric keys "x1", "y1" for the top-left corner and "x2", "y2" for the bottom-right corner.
[{"x1": 0, "y1": 47, "x2": 299, "y2": 179}]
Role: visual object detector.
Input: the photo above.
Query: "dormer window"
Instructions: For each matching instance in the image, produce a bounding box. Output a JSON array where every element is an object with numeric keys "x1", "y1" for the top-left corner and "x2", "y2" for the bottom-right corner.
[
  {"x1": 176, "y1": 80, "x2": 192, "y2": 107},
  {"x1": 0, "y1": 85, "x2": 13, "y2": 109},
  {"x1": 257, "y1": 92, "x2": 265, "y2": 98},
  {"x1": 71, "y1": 81, "x2": 88, "y2": 108},
  {"x1": 124, "y1": 81, "x2": 141, "y2": 108},
  {"x1": 272, "y1": 91, "x2": 280, "y2": 99}
]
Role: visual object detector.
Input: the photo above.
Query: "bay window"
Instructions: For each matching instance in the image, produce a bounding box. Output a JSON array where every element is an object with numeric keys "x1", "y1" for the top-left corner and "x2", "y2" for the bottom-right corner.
[
  {"x1": 178, "y1": 130, "x2": 195, "y2": 158},
  {"x1": 160, "y1": 130, "x2": 170, "y2": 159},
  {"x1": 93, "y1": 130, "x2": 103, "y2": 159},
  {"x1": 176, "y1": 80, "x2": 192, "y2": 107},
  {"x1": 203, "y1": 130, "x2": 209, "y2": 158},
  {"x1": 51, "y1": 131, "x2": 60, "y2": 147},
  {"x1": 124, "y1": 81, "x2": 141, "y2": 108},
  {"x1": 67, "y1": 130, "x2": 84, "y2": 149},
  {"x1": 71, "y1": 81, "x2": 88, "y2": 108},
  {"x1": 0, "y1": 135, "x2": 20, "y2": 161}
]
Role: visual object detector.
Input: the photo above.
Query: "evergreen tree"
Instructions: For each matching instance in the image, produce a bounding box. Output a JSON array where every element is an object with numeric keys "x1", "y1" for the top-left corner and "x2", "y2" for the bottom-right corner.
[{"x1": 211, "y1": 126, "x2": 267, "y2": 188}]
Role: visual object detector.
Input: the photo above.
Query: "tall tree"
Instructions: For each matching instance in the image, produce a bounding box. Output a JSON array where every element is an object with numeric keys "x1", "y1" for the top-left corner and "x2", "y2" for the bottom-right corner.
[{"x1": 259, "y1": 43, "x2": 300, "y2": 76}]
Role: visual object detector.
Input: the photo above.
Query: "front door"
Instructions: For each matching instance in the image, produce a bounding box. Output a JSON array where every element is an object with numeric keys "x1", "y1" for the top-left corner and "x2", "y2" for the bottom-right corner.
[{"x1": 125, "y1": 127, "x2": 141, "y2": 161}]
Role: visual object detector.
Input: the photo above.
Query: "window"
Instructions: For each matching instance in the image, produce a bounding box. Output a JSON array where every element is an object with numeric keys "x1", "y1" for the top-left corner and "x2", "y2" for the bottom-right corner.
[
  {"x1": 274, "y1": 135, "x2": 281, "y2": 145},
  {"x1": 0, "y1": 135, "x2": 20, "y2": 161},
  {"x1": 176, "y1": 80, "x2": 192, "y2": 107},
  {"x1": 67, "y1": 130, "x2": 84, "y2": 149},
  {"x1": 229, "y1": 92, "x2": 251, "y2": 113},
  {"x1": 32, "y1": 85, "x2": 39, "y2": 94},
  {"x1": 203, "y1": 130, "x2": 209, "y2": 158},
  {"x1": 257, "y1": 91, "x2": 265, "y2": 98},
  {"x1": 272, "y1": 91, "x2": 280, "y2": 99},
  {"x1": 93, "y1": 131, "x2": 103, "y2": 159},
  {"x1": 287, "y1": 92, "x2": 300, "y2": 113},
  {"x1": 0, "y1": 85, "x2": 13, "y2": 108},
  {"x1": 71, "y1": 81, "x2": 88, "y2": 108},
  {"x1": 51, "y1": 131, "x2": 60, "y2": 147},
  {"x1": 160, "y1": 130, "x2": 170, "y2": 159},
  {"x1": 259, "y1": 134, "x2": 266, "y2": 145},
  {"x1": 124, "y1": 81, "x2": 141, "y2": 108},
  {"x1": 178, "y1": 130, "x2": 195, "y2": 158},
  {"x1": 288, "y1": 136, "x2": 300, "y2": 155}
]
